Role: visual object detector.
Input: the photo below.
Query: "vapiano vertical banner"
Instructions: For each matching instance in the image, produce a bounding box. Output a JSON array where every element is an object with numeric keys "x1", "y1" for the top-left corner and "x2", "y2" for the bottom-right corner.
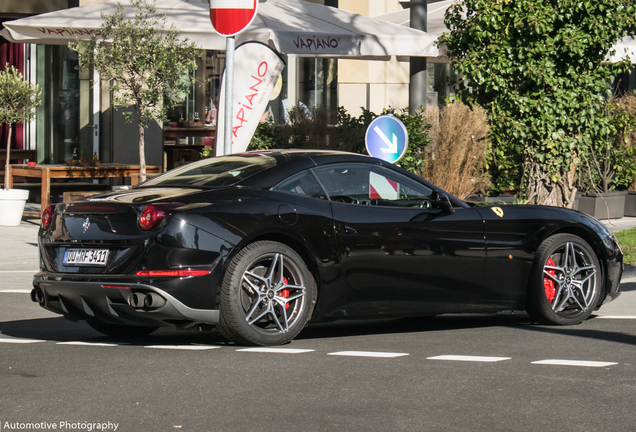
[{"x1": 215, "y1": 42, "x2": 285, "y2": 155}]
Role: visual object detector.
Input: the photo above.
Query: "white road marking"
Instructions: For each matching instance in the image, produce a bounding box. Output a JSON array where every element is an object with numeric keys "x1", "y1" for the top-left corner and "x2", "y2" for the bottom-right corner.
[
  {"x1": 145, "y1": 345, "x2": 221, "y2": 350},
  {"x1": 596, "y1": 315, "x2": 636, "y2": 319},
  {"x1": 532, "y1": 359, "x2": 618, "y2": 367},
  {"x1": 237, "y1": 348, "x2": 315, "y2": 354},
  {"x1": 0, "y1": 337, "x2": 45, "y2": 344},
  {"x1": 0, "y1": 289, "x2": 31, "y2": 293},
  {"x1": 427, "y1": 355, "x2": 511, "y2": 362},
  {"x1": 56, "y1": 341, "x2": 125, "y2": 347},
  {"x1": 0, "y1": 270, "x2": 38, "y2": 273},
  {"x1": 328, "y1": 351, "x2": 409, "y2": 358}
]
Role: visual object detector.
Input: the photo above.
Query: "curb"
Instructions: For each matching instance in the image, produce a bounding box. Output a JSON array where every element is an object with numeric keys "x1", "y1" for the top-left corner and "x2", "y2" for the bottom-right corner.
[{"x1": 623, "y1": 265, "x2": 636, "y2": 279}]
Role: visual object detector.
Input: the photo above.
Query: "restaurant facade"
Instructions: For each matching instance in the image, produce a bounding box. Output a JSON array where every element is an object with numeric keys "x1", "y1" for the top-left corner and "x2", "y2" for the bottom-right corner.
[{"x1": 1, "y1": 0, "x2": 448, "y2": 178}]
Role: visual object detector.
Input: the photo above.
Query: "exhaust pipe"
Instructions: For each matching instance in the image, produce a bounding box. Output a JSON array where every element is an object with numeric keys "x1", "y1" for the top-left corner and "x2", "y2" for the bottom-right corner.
[
  {"x1": 144, "y1": 292, "x2": 166, "y2": 310},
  {"x1": 129, "y1": 292, "x2": 146, "y2": 309},
  {"x1": 31, "y1": 287, "x2": 46, "y2": 306}
]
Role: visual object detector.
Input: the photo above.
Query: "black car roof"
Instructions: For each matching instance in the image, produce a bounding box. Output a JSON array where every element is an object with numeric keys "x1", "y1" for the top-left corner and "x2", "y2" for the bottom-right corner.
[
  {"x1": 236, "y1": 149, "x2": 377, "y2": 188},
  {"x1": 238, "y1": 149, "x2": 370, "y2": 161}
]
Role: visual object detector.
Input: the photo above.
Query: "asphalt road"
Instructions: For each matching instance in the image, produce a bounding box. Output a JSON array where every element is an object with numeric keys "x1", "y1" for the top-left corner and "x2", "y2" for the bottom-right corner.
[{"x1": 1, "y1": 221, "x2": 635, "y2": 432}]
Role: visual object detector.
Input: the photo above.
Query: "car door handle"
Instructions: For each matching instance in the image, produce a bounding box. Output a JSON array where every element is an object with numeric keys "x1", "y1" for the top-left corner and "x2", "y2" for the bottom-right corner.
[{"x1": 339, "y1": 225, "x2": 357, "y2": 235}]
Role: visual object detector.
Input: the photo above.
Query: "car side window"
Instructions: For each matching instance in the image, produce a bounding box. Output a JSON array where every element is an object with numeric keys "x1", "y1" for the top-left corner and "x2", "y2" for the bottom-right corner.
[
  {"x1": 313, "y1": 163, "x2": 433, "y2": 207},
  {"x1": 272, "y1": 170, "x2": 327, "y2": 199}
]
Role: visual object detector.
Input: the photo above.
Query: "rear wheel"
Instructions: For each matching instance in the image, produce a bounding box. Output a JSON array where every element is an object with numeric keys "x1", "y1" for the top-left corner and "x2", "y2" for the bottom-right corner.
[
  {"x1": 217, "y1": 241, "x2": 316, "y2": 346},
  {"x1": 526, "y1": 234, "x2": 601, "y2": 325},
  {"x1": 87, "y1": 321, "x2": 159, "y2": 337}
]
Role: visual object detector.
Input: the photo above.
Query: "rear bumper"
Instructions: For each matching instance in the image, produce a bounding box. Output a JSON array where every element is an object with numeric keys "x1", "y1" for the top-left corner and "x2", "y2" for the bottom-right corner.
[{"x1": 32, "y1": 276, "x2": 219, "y2": 328}]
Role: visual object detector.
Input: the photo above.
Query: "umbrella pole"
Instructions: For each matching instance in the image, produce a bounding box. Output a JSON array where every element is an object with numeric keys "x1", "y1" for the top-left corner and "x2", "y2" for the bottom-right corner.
[{"x1": 224, "y1": 36, "x2": 235, "y2": 156}]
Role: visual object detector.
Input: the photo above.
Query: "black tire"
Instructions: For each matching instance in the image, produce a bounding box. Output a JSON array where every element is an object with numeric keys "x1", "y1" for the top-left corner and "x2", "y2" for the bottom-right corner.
[
  {"x1": 526, "y1": 234, "x2": 601, "y2": 325},
  {"x1": 87, "y1": 321, "x2": 159, "y2": 337},
  {"x1": 217, "y1": 241, "x2": 317, "y2": 346}
]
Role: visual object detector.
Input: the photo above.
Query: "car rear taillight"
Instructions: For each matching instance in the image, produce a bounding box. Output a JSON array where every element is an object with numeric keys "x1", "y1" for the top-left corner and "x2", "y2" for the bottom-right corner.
[
  {"x1": 41, "y1": 205, "x2": 56, "y2": 229},
  {"x1": 138, "y1": 203, "x2": 184, "y2": 231},
  {"x1": 139, "y1": 204, "x2": 166, "y2": 230}
]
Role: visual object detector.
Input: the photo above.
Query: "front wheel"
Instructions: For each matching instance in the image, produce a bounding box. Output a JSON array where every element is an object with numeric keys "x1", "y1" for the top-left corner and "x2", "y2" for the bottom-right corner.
[
  {"x1": 217, "y1": 241, "x2": 316, "y2": 346},
  {"x1": 526, "y1": 234, "x2": 601, "y2": 325}
]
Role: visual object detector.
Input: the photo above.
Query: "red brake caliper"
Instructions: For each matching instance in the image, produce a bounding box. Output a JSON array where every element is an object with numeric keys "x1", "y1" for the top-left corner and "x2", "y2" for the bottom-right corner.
[
  {"x1": 282, "y1": 277, "x2": 290, "y2": 310},
  {"x1": 544, "y1": 258, "x2": 556, "y2": 303}
]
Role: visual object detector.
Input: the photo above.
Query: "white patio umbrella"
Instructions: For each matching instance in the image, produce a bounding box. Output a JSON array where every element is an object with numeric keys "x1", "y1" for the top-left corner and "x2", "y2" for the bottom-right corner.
[{"x1": 0, "y1": 0, "x2": 439, "y2": 58}]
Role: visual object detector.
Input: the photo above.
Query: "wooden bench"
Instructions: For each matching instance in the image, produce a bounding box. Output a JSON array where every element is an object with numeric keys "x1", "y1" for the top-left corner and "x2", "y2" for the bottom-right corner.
[
  {"x1": 12, "y1": 181, "x2": 112, "y2": 204},
  {"x1": 0, "y1": 149, "x2": 37, "y2": 185}
]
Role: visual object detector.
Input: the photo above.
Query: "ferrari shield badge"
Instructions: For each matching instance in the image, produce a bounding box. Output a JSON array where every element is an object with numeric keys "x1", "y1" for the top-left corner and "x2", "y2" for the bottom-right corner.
[{"x1": 491, "y1": 207, "x2": 504, "y2": 218}]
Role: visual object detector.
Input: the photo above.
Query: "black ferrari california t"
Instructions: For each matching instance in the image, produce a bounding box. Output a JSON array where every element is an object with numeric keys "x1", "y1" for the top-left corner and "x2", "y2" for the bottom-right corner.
[{"x1": 32, "y1": 150, "x2": 623, "y2": 345}]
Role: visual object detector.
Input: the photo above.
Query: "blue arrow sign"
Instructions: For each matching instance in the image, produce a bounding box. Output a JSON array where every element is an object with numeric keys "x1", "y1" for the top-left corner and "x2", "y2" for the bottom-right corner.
[{"x1": 365, "y1": 115, "x2": 408, "y2": 164}]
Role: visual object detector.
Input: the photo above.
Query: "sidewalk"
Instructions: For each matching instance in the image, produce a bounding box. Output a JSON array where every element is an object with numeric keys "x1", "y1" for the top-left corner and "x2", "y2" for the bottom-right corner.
[
  {"x1": 601, "y1": 217, "x2": 636, "y2": 233},
  {"x1": 0, "y1": 219, "x2": 40, "y2": 293}
]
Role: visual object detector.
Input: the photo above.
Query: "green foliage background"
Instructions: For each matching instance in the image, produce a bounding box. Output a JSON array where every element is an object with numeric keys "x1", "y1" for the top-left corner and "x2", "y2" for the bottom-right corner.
[
  {"x1": 204, "y1": 106, "x2": 431, "y2": 175},
  {"x1": 0, "y1": 64, "x2": 41, "y2": 186},
  {"x1": 0, "y1": 64, "x2": 41, "y2": 126},
  {"x1": 70, "y1": 0, "x2": 200, "y2": 129},
  {"x1": 439, "y1": 0, "x2": 636, "y2": 204}
]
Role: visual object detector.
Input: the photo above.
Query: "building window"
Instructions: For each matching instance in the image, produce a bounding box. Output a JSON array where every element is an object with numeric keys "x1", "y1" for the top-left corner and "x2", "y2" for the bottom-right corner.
[
  {"x1": 297, "y1": 58, "x2": 338, "y2": 124},
  {"x1": 36, "y1": 45, "x2": 95, "y2": 164}
]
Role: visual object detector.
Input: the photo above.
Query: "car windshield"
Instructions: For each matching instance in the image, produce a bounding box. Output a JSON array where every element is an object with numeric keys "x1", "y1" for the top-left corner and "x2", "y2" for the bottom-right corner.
[{"x1": 140, "y1": 154, "x2": 278, "y2": 188}]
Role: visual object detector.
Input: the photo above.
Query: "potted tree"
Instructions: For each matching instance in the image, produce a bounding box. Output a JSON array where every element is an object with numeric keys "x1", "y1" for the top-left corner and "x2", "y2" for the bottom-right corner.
[
  {"x1": 70, "y1": 0, "x2": 200, "y2": 183},
  {"x1": 0, "y1": 64, "x2": 41, "y2": 226}
]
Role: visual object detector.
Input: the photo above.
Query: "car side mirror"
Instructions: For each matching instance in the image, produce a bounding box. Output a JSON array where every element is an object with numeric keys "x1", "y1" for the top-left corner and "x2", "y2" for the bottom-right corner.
[{"x1": 432, "y1": 190, "x2": 455, "y2": 215}]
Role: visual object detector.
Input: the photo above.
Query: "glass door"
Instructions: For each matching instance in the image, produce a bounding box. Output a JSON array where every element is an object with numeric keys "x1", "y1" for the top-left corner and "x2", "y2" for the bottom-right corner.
[{"x1": 39, "y1": 45, "x2": 99, "y2": 164}]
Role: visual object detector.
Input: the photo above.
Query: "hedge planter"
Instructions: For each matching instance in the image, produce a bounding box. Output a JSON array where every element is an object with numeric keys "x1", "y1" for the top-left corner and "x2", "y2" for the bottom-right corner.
[
  {"x1": 0, "y1": 188, "x2": 29, "y2": 226},
  {"x1": 576, "y1": 190, "x2": 627, "y2": 220},
  {"x1": 624, "y1": 191, "x2": 636, "y2": 217}
]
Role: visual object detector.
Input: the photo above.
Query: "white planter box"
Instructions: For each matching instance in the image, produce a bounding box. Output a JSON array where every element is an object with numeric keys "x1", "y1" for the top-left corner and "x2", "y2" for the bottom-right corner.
[{"x1": 0, "y1": 189, "x2": 29, "y2": 226}]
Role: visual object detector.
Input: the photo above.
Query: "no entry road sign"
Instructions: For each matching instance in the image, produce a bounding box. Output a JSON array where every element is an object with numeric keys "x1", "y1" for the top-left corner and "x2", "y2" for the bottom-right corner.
[
  {"x1": 365, "y1": 115, "x2": 409, "y2": 164},
  {"x1": 209, "y1": 0, "x2": 258, "y2": 36}
]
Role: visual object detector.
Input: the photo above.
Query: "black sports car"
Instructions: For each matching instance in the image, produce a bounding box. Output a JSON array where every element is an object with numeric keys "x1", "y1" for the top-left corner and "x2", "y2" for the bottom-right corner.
[{"x1": 32, "y1": 150, "x2": 623, "y2": 345}]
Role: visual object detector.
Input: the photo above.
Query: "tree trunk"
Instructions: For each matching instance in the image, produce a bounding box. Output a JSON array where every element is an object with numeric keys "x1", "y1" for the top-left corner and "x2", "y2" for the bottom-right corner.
[
  {"x1": 4, "y1": 125, "x2": 12, "y2": 190},
  {"x1": 138, "y1": 124, "x2": 146, "y2": 184},
  {"x1": 524, "y1": 159, "x2": 577, "y2": 208}
]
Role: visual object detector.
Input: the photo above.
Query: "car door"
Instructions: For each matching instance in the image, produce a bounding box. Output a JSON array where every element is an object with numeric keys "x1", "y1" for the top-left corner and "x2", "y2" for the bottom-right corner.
[
  {"x1": 313, "y1": 163, "x2": 486, "y2": 302},
  {"x1": 475, "y1": 204, "x2": 560, "y2": 307}
]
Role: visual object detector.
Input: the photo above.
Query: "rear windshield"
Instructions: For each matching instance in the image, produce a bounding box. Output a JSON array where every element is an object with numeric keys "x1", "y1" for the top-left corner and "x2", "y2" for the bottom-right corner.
[{"x1": 140, "y1": 154, "x2": 277, "y2": 188}]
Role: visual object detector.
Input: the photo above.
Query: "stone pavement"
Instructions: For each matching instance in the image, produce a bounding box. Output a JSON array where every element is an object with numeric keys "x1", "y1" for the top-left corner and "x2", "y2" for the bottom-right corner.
[{"x1": 0, "y1": 219, "x2": 40, "y2": 292}]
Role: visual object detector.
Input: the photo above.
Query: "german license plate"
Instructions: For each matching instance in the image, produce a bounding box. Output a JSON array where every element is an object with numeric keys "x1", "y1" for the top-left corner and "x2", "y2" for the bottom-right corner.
[{"x1": 64, "y1": 249, "x2": 109, "y2": 266}]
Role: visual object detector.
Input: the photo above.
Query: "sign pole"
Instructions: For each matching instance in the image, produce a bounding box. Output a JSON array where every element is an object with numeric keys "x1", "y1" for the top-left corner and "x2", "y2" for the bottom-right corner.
[
  {"x1": 224, "y1": 36, "x2": 235, "y2": 156},
  {"x1": 209, "y1": 0, "x2": 259, "y2": 156}
]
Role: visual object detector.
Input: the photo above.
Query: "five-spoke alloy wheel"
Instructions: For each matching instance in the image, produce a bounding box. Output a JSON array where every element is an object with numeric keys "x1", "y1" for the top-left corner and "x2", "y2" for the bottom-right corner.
[
  {"x1": 217, "y1": 241, "x2": 316, "y2": 345},
  {"x1": 527, "y1": 234, "x2": 601, "y2": 325}
]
